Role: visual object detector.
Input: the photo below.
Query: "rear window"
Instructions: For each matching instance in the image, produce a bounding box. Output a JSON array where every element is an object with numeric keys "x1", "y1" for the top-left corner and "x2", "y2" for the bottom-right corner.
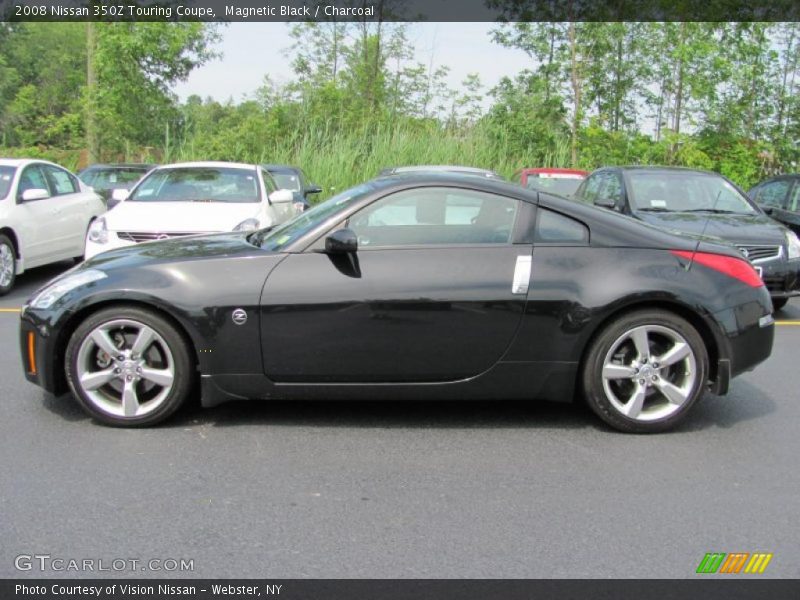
[
  {"x1": 0, "y1": 166, "x2": 15, "y2": 200},
  {"x1": 81, "y1": 168, "x2": 148, "y2": 189},
  {"x1": 129, "y1": 167, "x2": 260, "y2": 203},
  {"x1": 526, "y1": 177, "x2": 584, "y2": 197}
]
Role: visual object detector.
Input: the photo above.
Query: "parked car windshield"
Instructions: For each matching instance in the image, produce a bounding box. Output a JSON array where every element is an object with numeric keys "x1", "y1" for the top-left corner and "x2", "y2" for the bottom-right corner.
[
  {"x1": 269, "y1": 172, "x2": 302, "y2": 191},
  {"x1": 252, "y1": 182, "x2": 378, "y2": 251},
  {"x1": 0, "y1": 166, "x2": 15, "y2": 199},
  {"x1": 128, "y1": 167, "x2": 260, "y2": 203},
  {"x1": 526, "y1": 177, "x2": 584, "y2": 196},
  {"x1": 80, "y1": 168, "x2": 148, "y2": 189},
  {"x1": 628, "y1": 171, "x2": 757, "y2": 214}
]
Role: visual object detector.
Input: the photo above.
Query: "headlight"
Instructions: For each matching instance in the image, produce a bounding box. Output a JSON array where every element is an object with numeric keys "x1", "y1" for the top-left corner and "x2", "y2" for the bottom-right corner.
[
  {"x1": 233, "y1": 218, "x2": 260, "y2": 232},
  {"x1": 29, "y1": 269, "x2": 107, "y2": 310},
  {"x1": 88, "y1": 217, "x2": 108, "y2": 244},
  {"x1": 787, "y1": 231, "x2": 800, "y2": 260}
]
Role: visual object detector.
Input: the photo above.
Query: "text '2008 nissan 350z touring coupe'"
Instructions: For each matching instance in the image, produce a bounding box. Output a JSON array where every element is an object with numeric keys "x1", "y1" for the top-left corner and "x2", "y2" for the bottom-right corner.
[{"x1": 19, "y1": 174, "x2": 774, "y2": 432}]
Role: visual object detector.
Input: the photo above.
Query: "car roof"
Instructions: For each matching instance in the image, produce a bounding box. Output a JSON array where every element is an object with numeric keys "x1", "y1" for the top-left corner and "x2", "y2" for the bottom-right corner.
[
  {"x1": 520, "y1": 167, "x2": 589, "y2": 176},
  {"x1": 382, "y1": 165, "x2": 503, "y2": 178},
  {"x1": 261, "y1": 164, "x2": 300, "y2": 172},
  {"x1": 373, "y1": 172, "x2": 533, "y2": 198},
  {"x1": 0, "y1": 158, "x2": 57, "y2": 168},
  {"x1": 156, "y1": 161, "x2": 259, "y2": 170},
  {"x1": 604, "y1": 165, "x2": 721, "y2": 176},
  {"x1": 82, "y1": 163, "x2": 155, "y2": 170}
]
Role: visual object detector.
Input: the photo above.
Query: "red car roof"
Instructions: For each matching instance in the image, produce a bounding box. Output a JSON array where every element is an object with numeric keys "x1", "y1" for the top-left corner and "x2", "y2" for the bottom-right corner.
[{"x1": 519, "y1": 168, "x2": 589, "y2": 177}]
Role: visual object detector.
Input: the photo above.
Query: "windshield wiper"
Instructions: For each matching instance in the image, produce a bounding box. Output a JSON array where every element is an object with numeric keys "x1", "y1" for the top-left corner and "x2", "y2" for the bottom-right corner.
[
  {"x1": 682, "y1": 208, "x2": 744, "y2": 214},
  {"x1": 638, "y1": 207, "x2": 671, "y2": 212}
]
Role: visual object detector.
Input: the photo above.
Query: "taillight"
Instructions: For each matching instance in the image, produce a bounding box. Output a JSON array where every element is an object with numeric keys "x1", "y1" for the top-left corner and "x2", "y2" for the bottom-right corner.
[{"x1": 671, "y1": 250, "x2": 763, "y2": 288}]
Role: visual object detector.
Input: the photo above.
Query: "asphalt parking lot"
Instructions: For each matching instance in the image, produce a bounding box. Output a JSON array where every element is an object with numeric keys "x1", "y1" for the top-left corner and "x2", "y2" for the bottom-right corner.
[{"x1": 1, "y1": 261, "x2": 798, "y2": 579}]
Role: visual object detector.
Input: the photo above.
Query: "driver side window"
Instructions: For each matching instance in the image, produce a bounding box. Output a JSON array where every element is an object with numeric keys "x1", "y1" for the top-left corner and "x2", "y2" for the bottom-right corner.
[
  {"x1": 348, "y1": 187, "x2": 520, "y2": 247},
  {"x1": 17, "y1": 165, "x2": 51, "y2": 199}
]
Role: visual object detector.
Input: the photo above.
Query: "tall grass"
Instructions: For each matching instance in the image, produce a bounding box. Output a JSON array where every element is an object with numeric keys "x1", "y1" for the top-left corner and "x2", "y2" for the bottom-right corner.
[{"x1": 171, "y1": 122, "x2": 570, "y2": 201}]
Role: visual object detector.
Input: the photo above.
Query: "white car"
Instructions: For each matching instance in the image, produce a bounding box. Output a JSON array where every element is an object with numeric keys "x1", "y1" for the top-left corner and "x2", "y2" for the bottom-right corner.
[
  {"x1": 0, "y1": 158, "x2": 105, "y2": 295},
  {"x1": 85, "y1": 161, "x2": 298, "y2": 260}
]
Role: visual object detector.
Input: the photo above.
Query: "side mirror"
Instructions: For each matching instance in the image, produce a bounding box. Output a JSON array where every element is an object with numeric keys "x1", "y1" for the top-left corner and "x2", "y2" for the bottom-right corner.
[
  {"x1": 111, "y1": 188, "x2": 129, "y2": 202},
  {"x1": 594, "y1": 197, "x2": 617, "y2": 210},
  {"x1": 269, "y1": 189, "x2": 294, "y2": 204},
  {"x1": 306, "y1": 185, "x2": 323, "y2": 196},
  {"x1": 762, "y1": 206, "x2": 774, "y2": 215},
  {"x1": 325, "y1": 228, "x2": 358, "y2": 254},
  {"x1": 20, "y1": 188, "x2": 49, "y2": 202}
]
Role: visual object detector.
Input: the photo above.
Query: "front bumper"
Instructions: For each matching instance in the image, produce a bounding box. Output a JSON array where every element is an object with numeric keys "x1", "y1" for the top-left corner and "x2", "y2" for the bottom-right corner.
[
  {"x1": 757, "y1": 257, "x2": 800, "y2": 298},
  {"x1": 20, "y1": 308, "x2": 67, "y2": 395},
  {"x1": 84, "y1": 233, "x2": 136, "y2": 260}
]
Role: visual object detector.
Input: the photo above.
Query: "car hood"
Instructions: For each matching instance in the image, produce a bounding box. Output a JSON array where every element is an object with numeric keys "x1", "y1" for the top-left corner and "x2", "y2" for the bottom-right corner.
[
  {"x1": 84, "y1": 232, "x2": 270, "y2": 271},
  {"x1": 104, "y1": 201, "x2": 261, "y2": 233},
  {"x1": 635, "y1": 211, "x2": 787, "y2": 245}
]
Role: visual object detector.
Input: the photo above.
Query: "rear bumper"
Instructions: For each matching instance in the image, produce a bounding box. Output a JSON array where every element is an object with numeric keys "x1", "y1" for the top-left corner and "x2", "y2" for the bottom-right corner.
[{"x1": 710, "y1": 302, "x2": 774, "y2": 395}]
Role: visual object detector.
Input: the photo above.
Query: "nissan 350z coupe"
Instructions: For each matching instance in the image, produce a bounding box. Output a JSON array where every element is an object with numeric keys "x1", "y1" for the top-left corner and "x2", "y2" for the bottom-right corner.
[{"x1": 20, "y1": 174, "x2": 774, "y2": 432}]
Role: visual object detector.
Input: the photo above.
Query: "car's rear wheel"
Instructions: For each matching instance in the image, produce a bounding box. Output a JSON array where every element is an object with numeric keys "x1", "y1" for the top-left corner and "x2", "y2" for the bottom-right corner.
[
  {"x1": 582, "y1": 310, "x2": 708, "y2": 433},
  {"x1": 65, "y1": 306, "x2": 193, "y2": 426},
  {"x1": 771, "y1": 298, "x2": 788, "y2": 312},
  {"x1": 0, "y1": 234, "x2": 17, "y2": 296}
]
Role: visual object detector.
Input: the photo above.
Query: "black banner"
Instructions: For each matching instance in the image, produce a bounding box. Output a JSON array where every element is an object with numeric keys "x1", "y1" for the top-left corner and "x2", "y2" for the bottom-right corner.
[
  {"x1": 2, "y1": 0, "x2": 800, "y2": 23},
  {"x1": 3, "y1": 579, "x2": 800, "y2": 600}
]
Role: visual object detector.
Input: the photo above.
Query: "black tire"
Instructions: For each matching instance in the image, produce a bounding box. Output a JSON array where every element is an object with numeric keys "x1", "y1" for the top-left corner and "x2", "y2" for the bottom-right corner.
[
  {"x1": 771, "y1": 298, "x2": 788, "y2": 312},
  {"x1": 0, "y1": 234, "x2": 17, "y2": 296},
  {"x1": 65, "y1": 306, "x2": 194, "y2": 427},
  {"x1": 582, "y1": 309, "x2": 708, "y2": 433}
]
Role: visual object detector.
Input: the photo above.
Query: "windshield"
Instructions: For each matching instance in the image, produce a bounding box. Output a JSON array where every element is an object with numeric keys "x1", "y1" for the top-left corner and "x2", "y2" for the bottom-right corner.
[
  {"x1": 252, "y1": 182, "x2": 378, "y2": 251},
  {"x1": 628, "y1": 171, "x2": 757, "y2": 215},
  {"x1": 526, "y1": 176, "x2": 584, "y2": 196},
  {"x1": 0, "y1": 166, "x2": 15, "y2": 199},
  {"x1": 80, "y1": 168, "x2": 148, "y2": 189},
  {"x1": 129, "y1": 167, "x2": 260, "y2": 203},
  {"x1": 270, "y1": 172, "x2": 302, "y2": 192}
]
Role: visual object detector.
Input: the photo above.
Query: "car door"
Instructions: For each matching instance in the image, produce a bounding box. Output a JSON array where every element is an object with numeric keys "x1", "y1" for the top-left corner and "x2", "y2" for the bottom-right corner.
[
  {"x1": 261, "y1": 168, "x2": 294, "y2": 223},
  {"x1": 260, "y1": 186, "x2": 533, "y2": 383},
  {"x1": 753, "y1": 178, "x2": 799, "y2": 233},
  {"x1": 14, "y1": 163, "x2": 64, "y2": 264},
  {"x1": 41, "y1": 164, "x2": 89, "y2": 256},
  {"x1": 781, "y1": 181, "x2": 800, "y2": 235}
]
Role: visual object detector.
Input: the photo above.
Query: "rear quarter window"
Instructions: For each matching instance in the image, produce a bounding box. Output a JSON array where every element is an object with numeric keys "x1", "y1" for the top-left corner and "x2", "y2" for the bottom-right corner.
[{"x1": 535, "y1": 208, "x2": 589, "y2": 244}]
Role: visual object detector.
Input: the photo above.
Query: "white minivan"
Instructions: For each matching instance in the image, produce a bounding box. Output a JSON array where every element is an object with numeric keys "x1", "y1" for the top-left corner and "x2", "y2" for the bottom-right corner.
[
  {"x1": 0, "y1": 158, "x2": 105, "y2": 295},
  {"x1": 85, "y1": 162, "x2": 297, "y2": 260}
]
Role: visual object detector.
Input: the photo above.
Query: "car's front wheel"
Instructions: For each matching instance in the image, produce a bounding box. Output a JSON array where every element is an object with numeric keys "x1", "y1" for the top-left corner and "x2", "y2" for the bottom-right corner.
[
  {"x1": 65, "y1": 306, "x2": 193, "y2": 426},
  {"x1": 582, "y1": 310, "x2": 708, "y2": 433},
  {"x1": 0, "y1": 234, "x2": 17, "y2": 296}
]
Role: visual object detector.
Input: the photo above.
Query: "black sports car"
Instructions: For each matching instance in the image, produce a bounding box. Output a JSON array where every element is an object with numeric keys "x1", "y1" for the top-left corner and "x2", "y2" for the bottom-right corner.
[{"x1": 20, "y1": 174, "x2": 774, "y2": 432}]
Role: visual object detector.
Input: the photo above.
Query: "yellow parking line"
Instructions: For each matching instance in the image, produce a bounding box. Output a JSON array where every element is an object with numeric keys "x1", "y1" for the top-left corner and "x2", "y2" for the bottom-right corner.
[
  {"x1": 0, "y1": 308, "x2": 21, "y2": 313},
  {"x1": 776, "y1": 321, "x2": 800, "y2": 326}
]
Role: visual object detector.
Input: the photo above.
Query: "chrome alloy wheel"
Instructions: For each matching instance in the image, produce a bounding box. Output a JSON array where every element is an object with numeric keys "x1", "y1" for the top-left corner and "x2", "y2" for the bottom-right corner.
[
  {"x1": 0, "y1": 243, "x2": 14, "y2": 288},
  {"x1": 75, "y1": 319, "x2": 175, "y2": 418},
  {"x1": 601, "y1": 324, "x2": 697, "y2": 422}
]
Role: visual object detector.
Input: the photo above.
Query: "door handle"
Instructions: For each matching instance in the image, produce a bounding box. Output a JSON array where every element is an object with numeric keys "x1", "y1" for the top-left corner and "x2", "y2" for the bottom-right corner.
[{"x1": 511, "y1": 255, "x2": 532, "y2": 295}]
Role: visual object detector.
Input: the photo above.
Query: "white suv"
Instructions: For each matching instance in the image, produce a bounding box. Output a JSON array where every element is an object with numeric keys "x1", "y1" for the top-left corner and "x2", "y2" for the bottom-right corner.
[
  {"x1": 0, "y1": 158, "x2": 105, "y2": 295},
  {"x1": 85, "y1": 162, "x2": 297, "y2": 260}
]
